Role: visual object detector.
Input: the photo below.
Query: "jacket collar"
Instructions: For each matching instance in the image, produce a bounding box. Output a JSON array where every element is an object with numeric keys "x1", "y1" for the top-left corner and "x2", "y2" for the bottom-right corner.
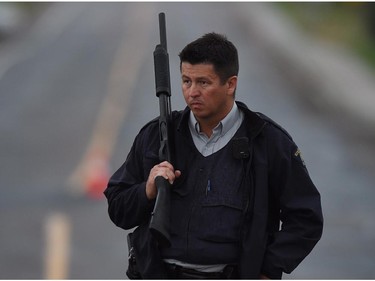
[{"x1": 235, "y1": 101, "x2": 267, "y2": 139}]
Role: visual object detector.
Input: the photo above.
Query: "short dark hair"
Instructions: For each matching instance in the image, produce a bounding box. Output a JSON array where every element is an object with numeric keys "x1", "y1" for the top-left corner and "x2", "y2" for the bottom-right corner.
[{"x1": 179, "y1": 33, "x2": 239, "y2": 84}]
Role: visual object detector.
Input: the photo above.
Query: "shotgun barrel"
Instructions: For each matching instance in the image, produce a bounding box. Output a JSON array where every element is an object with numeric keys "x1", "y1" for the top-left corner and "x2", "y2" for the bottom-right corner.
[{"x1": 149, "y1": 12, "x2": 172, "y2": 247}]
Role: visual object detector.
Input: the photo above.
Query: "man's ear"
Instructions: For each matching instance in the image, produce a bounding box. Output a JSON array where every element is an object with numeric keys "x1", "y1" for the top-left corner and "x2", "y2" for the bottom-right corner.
[{"x1": 227, "y1": 76, "x2": 238, "y2": 96}]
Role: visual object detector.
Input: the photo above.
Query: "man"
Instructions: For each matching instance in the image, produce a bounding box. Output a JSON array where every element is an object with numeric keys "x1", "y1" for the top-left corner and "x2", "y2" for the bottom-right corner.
[{"x1": 104, "y1": 33, "x2": 323, "y2": 279}]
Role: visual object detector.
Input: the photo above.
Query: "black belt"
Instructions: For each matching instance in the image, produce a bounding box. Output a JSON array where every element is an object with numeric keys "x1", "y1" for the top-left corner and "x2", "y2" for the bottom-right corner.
[{"x1": 164, "y1": 263, "x2": 238, "y2": 279}]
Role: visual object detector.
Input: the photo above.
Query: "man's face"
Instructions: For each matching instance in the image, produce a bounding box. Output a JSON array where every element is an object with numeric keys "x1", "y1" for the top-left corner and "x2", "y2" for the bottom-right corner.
[{"x1": 181, "y1": 62, "x2": 237, "y2": 125}]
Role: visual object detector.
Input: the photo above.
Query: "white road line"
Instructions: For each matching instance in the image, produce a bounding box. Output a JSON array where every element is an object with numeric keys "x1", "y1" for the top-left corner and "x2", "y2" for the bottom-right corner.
[
  {"x1": 44, "y1": 212, "x2": 71, "y2": 279},
  {"x1": 68, "y1": 4, "x2": 157, "y2": 196}
]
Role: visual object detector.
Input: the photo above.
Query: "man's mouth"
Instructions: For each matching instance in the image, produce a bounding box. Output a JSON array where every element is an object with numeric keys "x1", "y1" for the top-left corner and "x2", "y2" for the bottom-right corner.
[{"x1": 190, "y1": 100, "x2": 203, "y2": 107}]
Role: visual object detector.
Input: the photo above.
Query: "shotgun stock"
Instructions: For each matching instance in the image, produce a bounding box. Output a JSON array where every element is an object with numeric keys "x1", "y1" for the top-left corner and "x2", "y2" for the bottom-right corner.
[{"x1": 149, "y1": 12, "x2": 172, "y2": 247}]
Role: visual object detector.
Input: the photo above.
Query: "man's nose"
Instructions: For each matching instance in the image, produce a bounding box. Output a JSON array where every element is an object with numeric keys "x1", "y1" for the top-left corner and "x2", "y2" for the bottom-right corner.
[{"x1": 188, "y1": 83, "x2": 200, "y2": 97}]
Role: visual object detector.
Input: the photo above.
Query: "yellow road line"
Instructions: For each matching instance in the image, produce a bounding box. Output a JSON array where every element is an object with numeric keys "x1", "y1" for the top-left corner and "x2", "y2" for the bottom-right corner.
[{"x1": 44, "y1": 213, "x2": 71, "y2": 279}]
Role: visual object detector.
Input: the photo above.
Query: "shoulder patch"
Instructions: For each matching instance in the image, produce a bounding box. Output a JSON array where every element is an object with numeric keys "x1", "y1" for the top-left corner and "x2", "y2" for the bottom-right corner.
[{"x1": 294, "y1": 147, "x2": 306, "y2": 167}]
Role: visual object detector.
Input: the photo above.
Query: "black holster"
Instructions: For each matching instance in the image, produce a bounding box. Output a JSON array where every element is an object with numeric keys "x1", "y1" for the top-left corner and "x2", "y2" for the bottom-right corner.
[
  {"x1": 126, "y1": 223, "x2": 167, "y2": 279},
  {"x1": 126, "y1": 233, "x2": 142, "y2": 279}
]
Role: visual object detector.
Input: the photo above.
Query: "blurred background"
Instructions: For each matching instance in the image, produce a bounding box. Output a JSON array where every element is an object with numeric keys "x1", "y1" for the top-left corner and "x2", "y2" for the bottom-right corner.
[{"x1": 1, "y1": 2, "x2": 374, "y2": 279}]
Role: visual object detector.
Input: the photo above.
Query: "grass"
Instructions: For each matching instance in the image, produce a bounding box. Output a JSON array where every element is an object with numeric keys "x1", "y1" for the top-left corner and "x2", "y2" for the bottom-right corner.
[{"x1": 276, "y1": 2, "x2": 375, "y2": 71}]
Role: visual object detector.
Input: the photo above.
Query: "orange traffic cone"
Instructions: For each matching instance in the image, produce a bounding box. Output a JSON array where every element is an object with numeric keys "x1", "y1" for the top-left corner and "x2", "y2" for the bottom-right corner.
[{"x1": 84, "y1": 155, "x2": 111, "y2": 200}]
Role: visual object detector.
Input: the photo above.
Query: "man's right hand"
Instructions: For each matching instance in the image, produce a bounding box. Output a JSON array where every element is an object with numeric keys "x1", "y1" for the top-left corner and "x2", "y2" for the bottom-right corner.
[{"x1": 145, "y1": 161, "x2": 181, "y2": 200}]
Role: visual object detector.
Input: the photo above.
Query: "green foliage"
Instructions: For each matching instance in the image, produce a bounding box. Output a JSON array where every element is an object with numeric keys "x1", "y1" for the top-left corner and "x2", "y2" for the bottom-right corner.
[{"x1": 277, "y1": 2, "x2": 375, "y2": 70}]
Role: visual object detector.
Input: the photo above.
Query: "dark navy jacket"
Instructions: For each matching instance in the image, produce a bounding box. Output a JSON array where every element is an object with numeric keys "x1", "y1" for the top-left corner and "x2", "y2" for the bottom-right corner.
[{"x1": 104, "y1": 101, "x2": 323, "y2": 279}]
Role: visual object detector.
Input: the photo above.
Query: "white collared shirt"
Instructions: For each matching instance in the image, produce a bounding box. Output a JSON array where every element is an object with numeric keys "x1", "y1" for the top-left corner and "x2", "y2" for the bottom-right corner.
[{"x1": 188, "y1": 102, "x2": 244, "y2": 157}]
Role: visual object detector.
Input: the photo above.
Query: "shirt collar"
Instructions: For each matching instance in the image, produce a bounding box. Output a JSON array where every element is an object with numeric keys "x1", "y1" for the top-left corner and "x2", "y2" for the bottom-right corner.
[{"x1": 188, "y1": 102, "x2": 241, "y2": 138}]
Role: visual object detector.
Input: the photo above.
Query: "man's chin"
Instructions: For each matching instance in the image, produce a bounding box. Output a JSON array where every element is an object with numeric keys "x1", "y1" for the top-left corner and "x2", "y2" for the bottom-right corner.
[{"x1": 190, "y1": 108, "x2": 205, "y2": 117}]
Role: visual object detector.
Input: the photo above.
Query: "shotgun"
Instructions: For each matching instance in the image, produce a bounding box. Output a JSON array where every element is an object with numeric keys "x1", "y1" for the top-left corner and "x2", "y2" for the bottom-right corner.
[{"x1": 149, "y1": 12, "x2": 172, "y2": 247}]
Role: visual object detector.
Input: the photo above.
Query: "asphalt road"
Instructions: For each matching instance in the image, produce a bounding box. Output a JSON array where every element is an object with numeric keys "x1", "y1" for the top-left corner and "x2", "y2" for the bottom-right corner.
[{"x1": 0, "y1": 2, "x2": 374, "y2": 279}]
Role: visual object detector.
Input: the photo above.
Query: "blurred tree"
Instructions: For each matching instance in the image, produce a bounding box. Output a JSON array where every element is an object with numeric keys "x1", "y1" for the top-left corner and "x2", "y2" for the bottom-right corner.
[
  {"x1": 277, "y1": 2, "x2": 375, "y2": 69},
  {"x1": 363, "y1": 2, "x2": 375, "y2": 39}
]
